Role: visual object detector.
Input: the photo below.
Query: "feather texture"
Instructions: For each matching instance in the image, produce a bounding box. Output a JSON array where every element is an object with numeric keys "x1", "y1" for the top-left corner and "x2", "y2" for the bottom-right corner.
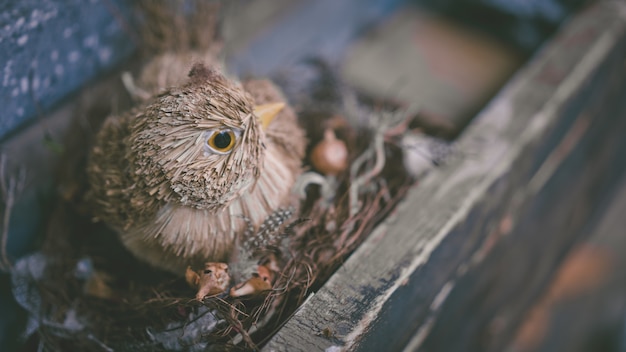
[{"x1": 86, "y1": 62, "x2": 305, "y2": 273}]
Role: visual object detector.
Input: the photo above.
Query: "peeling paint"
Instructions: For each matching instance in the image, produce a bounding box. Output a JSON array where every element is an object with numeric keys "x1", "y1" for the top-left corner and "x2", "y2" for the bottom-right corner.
[
  {"x1": 429, "y1": 281, "x2": 455, "y2": 311},
  {"x1": 63, "y1": 27, "x2": 73, "y2": 38},
  {"x1": 19, "y1": 77, "x2": 28, "y2": 93},
  {"x1": 98, "y1": 47, "x2": 112, "y2": 63},
  {"x1": 16, "y1": 34, "x2": 28, "y2": 46},
  {"x1": 68, "y1": 51, "x2": 80, "y2": 63},
  {"x1": 32, "y1": 76, "x2": 40, "y2": 91},
  {"x1": 3, "y1": 59, "x2": 13, "y2": 86},
  {"x1": 84, "y1": 35, "x2": 98, "y2": 48},
  {"x1": 42, "y1": 77, "x2": 51, "y2": 89},
  {"x1": 54, "y1": 64, "x2": 64, "y2": 76}
]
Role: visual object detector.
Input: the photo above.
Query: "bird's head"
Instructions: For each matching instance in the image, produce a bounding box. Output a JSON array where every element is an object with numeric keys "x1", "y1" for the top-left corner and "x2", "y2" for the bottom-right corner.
[{"x1": 128, "y1": 63, "x2": 284, "y2": 210}]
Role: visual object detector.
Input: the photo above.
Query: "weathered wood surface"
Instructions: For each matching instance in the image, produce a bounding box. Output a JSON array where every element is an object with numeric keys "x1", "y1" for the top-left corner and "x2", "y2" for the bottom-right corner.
[
  {"x1": 226, "y1": 0, "x2": 406, "y2": 77},
  {"x1": 505, "y1": 176, "x2": 626, "y2": 352},
  {"x1": 264, "y1": 2, "x2": 626, "y2": 351},
  {"x1": 342, "y1": 7, "x2": 523, "y2": 131}
]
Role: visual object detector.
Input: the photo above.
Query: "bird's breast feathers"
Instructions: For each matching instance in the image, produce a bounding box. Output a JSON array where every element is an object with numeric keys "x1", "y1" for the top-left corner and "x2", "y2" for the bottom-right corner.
[{"x1": 119, "y1": 143, "x2": 298, "y2": 273}]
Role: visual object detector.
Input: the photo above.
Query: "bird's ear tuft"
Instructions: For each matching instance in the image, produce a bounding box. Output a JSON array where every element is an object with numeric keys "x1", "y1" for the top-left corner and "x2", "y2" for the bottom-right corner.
[{"x1": 188, "y1": 63, "x2": 224, "y2": 83}]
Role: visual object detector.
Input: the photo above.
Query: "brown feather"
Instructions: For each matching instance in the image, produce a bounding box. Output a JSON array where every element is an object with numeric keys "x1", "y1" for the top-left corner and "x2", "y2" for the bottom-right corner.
[{"x1": 86, "y1": 63, "x2": 305, "y2": 273}]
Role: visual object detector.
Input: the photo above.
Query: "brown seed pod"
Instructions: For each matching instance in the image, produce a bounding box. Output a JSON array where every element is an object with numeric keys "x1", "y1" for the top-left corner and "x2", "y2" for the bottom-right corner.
[
  {"x1": 229, "y1": 275, "x2": 272, "y2": 297},
  {"x1": 185, "y1": 262, "x2": 230, "y2": 300},
  {"x1": 311, "y1": 128, "x2": 348, "y2": 176}
]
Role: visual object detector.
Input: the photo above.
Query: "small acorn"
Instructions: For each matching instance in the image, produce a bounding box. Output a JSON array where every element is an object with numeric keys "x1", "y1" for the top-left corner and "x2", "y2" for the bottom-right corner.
[{"x1": 310, "y1": 128, "x2": 348, "y2": 176}]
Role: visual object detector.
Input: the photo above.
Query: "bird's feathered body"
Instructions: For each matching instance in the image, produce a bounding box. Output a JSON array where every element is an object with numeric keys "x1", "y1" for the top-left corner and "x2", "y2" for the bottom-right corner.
[{"x1": 87, "y1": 61, "x2": 305, "y2": 273}]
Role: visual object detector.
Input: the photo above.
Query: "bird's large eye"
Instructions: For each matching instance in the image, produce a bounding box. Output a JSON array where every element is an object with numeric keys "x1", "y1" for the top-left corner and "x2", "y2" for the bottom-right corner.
[{"x1": 207, "y1": 129, "x2": 237, "y2": 153}]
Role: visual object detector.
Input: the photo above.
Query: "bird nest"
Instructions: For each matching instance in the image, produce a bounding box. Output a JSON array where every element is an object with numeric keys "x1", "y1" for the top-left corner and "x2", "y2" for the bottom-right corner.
[
  {"x1": 12, "y1": 84, "x2": 416, "y2": 351},
  {"x1": 8, "y1": 2, "x2": 454, "y2": 351}
]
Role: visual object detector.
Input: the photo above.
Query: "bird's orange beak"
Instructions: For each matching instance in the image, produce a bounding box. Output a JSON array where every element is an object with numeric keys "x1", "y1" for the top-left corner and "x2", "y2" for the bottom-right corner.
[{"x1": 254, "y1": 102, "x2": 285, "y2": 130}]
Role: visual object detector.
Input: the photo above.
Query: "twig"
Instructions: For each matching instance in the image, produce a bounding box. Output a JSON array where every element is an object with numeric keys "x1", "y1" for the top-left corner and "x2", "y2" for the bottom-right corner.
[
  {"x1": 86, "y1": 333, "x2": 114, "y2": 352},
  {"x1": 349, "y1": 133, "x2": 385, "y2": 217},
  {"x1": 121, "y1": 72, "x2": 152, "y2": 102},
  {"x1": 0, "y1": 155, "x2": 26, "y2": 272},
  {"x1": 348, "y1": 109, "x2": 409, "y2": 216}
]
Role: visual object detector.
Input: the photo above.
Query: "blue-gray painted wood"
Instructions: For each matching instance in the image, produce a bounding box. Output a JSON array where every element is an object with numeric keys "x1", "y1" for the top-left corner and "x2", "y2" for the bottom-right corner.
[{"x1": 0, "y1": 0, "x2": 135, "y2": 140}]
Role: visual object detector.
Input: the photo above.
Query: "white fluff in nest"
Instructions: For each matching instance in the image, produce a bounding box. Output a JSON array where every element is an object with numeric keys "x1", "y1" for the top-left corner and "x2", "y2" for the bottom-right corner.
[{"x1": 401, "y1": 132, "x2": 455, "y2": 179}]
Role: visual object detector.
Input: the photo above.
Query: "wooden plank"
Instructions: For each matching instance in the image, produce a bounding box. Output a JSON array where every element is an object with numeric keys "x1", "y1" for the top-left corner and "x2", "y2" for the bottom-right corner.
[
  {"x1": 263, "y1": 2, "x2": 626, "y2": 351},
  {"x1": 342, "y1": 7, "x2": 523, "y2": 132},
  {"x1": 226, "y1": 0, "x2": 407, "y2": 76},
  {"x1": 221, "y1": 0, "x2": 305, "y2": 56},
  {"x1": 507, "y1": 176, "x2": 626, "y2": 352},
  {"x1": 401, "y1": 29, "x2": 626, "y2": 352}
]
